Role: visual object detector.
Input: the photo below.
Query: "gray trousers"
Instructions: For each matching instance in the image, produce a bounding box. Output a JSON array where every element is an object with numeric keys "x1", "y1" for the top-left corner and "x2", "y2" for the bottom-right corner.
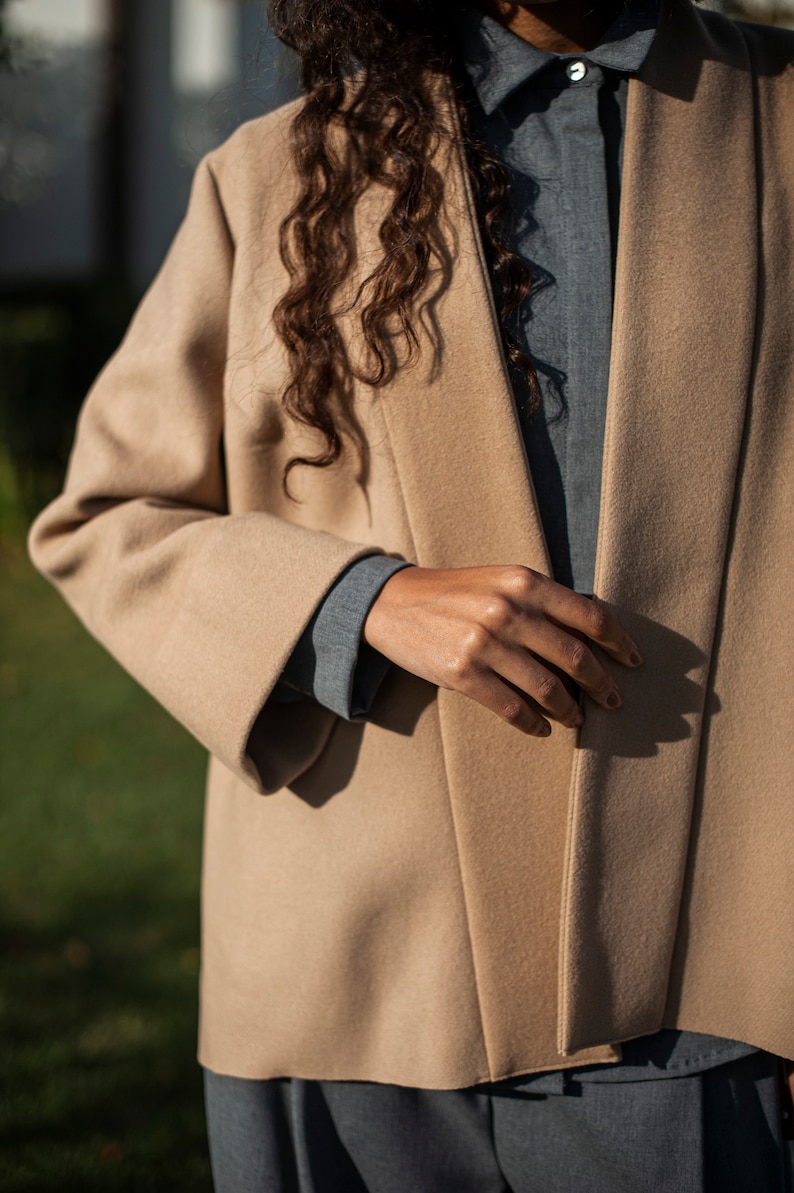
[{"x1": 204, "y1": 1049, "x2": 791, "y2": 1193}]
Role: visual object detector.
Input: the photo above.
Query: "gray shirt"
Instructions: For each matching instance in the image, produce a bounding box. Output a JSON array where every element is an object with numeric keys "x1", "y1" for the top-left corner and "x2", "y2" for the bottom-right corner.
[{"x1": 459, "y1": 1, "x2": 658, "y2": 592}]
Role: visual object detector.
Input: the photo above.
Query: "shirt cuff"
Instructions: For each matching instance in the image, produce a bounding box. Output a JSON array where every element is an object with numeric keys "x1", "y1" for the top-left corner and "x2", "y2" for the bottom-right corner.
[{"x1": 272, "y1": 555, "x2": 413, "y2": 720}]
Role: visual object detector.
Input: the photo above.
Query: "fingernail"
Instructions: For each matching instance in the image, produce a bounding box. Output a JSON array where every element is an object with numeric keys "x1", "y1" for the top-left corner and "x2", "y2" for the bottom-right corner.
[
  {"x1": 629, "y1": 649, "x2": 643, "y2": 667},
  {"x1": 606, "y1": 689, "x2": 622, "y2": 709},
  {"x1": 537, "y1": 723, "x2": 552, "y2": 737},
  {"x1": 569, "y1": 712, "x2": 584, "y2": 729}
]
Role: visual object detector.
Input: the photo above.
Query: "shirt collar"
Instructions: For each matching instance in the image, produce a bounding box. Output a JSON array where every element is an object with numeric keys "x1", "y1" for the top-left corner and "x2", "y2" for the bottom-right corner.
[{"x1": 458, "y1": 1, "x2": 660, "y2": 116}]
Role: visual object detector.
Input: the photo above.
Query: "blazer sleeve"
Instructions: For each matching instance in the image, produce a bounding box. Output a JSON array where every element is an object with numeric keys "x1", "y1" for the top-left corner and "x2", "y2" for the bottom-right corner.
[{"x1": 27, "y1": 154, "x2": 389, "y2": 796}]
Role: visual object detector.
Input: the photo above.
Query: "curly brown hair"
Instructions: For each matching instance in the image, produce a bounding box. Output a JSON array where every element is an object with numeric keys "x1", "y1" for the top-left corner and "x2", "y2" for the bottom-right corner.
[{"x1": 267, "y1": 0, "x2": 540, "y2": 495}]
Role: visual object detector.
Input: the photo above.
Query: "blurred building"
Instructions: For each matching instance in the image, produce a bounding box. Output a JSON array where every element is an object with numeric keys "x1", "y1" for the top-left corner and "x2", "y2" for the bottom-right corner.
[
  {"x1": 0, "y1": 0, "x2": 300, "y2": 527},
  {"x1": 0, "y1": 0, "x2": 299, "y2": 294}
]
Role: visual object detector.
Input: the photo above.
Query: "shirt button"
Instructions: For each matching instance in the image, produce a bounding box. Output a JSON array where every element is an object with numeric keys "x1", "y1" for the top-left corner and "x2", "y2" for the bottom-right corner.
[{"x1": 566, "y1": 60, "x2": 588, "y2": 82}]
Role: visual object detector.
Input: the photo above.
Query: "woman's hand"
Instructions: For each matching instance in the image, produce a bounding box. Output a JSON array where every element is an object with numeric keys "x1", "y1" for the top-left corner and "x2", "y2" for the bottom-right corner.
[{"x1": 363, "y1": 565, "x2": 642, "y2": 737}]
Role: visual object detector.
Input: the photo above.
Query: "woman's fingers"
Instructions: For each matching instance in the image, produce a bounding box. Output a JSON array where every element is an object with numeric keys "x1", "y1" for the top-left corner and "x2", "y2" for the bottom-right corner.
[
  {"x1": 480, "y1": 636, "x2": 584, "y2": 727},
  {"x1": 458, "y1": 666, "x2": 553, "y2": 738},
  {"x1": 514, "y1": 617, "x2": 624, "y2": 711},
  {"x1": 546, "y1": 592, "x2": 641, "y2": 668},
  {"x1": 465, "y1": 568, "x2": 635, "y2": 712},
  {"x1": 505, "y1": 567, "x2": 642, "y2": 667}
]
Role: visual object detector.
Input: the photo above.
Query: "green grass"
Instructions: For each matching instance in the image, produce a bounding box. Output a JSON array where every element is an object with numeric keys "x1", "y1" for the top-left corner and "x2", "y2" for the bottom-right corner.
[{"x1": 0, "y1": 537, "x2": 213, "y2": 1191}]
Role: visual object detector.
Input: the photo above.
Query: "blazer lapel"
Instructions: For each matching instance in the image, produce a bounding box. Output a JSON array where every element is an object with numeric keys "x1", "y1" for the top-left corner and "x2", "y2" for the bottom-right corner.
[
  {"x1": 373, "y1": 138, "x2": 550, "y2": 575},
  {"x1": 558, "y1": 0, "x2": 759, "y2": 1053},
  {"x1": 375, "y1": 103, "x2": 615, "y2": 1073}
]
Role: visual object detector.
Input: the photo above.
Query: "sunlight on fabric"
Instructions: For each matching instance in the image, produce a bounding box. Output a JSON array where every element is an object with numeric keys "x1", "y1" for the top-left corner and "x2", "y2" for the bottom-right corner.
[{"x1": 173, "y1": 0, "x2": 240, "y2": 94}]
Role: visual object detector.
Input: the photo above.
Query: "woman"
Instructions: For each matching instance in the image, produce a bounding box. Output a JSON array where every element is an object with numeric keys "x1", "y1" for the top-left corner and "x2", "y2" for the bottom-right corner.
[{"x1": 29, "y1": 0, "x2": 794, "y2": 1188}]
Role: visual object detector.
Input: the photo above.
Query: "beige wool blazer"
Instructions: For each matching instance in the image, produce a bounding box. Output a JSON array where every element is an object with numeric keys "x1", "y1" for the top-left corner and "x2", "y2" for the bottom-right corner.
[{"x1": 30, "y1": 0, "x2": 794, "y2": 1087}]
